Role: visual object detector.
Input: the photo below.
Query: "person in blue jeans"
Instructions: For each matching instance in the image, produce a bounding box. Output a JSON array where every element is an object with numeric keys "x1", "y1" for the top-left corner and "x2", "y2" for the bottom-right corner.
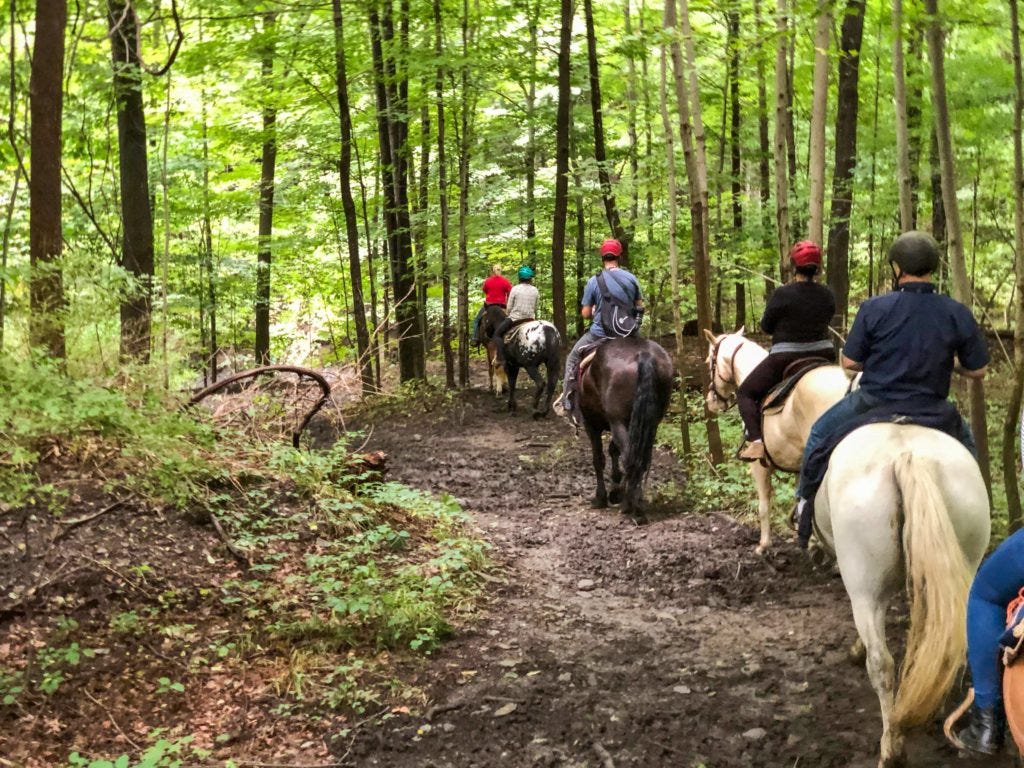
[
  {"x1": 951, "y1": 529, "x2": 1024, "y2": 754},
  {"x1": 793, "y1": 231, "x2": 989, "y2": 541}
]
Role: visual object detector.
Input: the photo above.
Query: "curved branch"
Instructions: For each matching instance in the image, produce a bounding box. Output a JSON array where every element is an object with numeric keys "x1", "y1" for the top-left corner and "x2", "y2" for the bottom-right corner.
[
  {"x1": 186, "y1": 365, "x2": 332, "y2": 449},
  {"x1": 143, "y1": 0, "x2": 184, "y2": 77}
]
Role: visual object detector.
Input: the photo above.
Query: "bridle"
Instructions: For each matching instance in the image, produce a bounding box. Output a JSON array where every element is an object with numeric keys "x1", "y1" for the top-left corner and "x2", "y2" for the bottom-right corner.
[{"x1": 707, "y1": 335, "x2": 746, "y2": 410}]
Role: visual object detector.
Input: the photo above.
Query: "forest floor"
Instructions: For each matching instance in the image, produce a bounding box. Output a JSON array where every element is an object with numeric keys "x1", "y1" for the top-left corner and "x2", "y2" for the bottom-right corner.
[
  {"x1": 340, "y1": 361, "x2": 1015, "y2": 768},
  {"x1": 1, "y1": 350, "x2": 1017, "y2": 768}
]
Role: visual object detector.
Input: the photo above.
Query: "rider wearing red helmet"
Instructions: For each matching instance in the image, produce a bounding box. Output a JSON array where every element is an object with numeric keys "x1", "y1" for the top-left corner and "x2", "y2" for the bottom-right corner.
[{"x1": 736, "y1": 240, "x2": 836, "y2": 460}]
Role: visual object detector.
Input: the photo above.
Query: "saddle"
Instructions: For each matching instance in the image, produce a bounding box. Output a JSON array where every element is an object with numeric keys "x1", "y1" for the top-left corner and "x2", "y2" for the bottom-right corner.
[
  {"x1": 500, "y1": 317, "x2": 535, "y2": 343},
  {"x1": 577, "y1": 339, "x2": 610, "y2": 387},
  {"x1": 760, "y1": 357, "x2": 834, "y2": 414}
]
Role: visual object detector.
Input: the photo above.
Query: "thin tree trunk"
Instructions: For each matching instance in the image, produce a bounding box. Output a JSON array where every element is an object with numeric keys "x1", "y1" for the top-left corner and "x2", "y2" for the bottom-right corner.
[
  {"x1": 727, "y1": 2, "x2": 744, "y2": 328},
  {"x1": 754, "y1": 0, "x2": 774, "y2": 300},
  {"x1": 2, "y1": 0, "x2": 24, "y2": 354},
  {"x1": 808, "y1": 0, "x2": 831, "y2": 245},
  {"x1": 906, "y1": 30, "x2": 924, "y2": 228},
  {"x1": 551, "y1": 0, "x2": 572, "y2": 339},
  {"x1": 414, "y1": 97, "x2": 430, "y2": 360},
  {"x1": 866, "y1": 9, "x2": 882, "y2": 299},
  {"x1": 433, "y1": 0, "x2": 455, "y2": 388},
  {"x1": 525, "y1": 0, "x2": 539, "y2": 262},
  {"x1": 773, "y1": 0, "x2": 791, "y2": 282},
  {"x1": 109, "y1": 0, "x2": 152, "y2": 362},
  {"x1": 584, "y1": 0, "x2": 628, "y2": 262},
  {"x1": 924, "y1": 0, "x2": 990, "y2": 491},
  {"x1": 1007, "y1": 0, "x2": 1024, "y2": 531},
  {"x1": 659, "y1": 37, "x2": 684, "y2": 359},
  {"x1": 354, "y1": 137, "x2": 382, "y2": 389},
  {"x1": 930, "y1": 126, "x2": 947, "y2": 286},
  {"x1": 333, "y1": 0, "x2": 373, "y2": 393},
  {"x1": 624, "y1": 0, "x2": 640, "y2": 225},
  {"x1": 668, "y1": 0, "x2": 723, "y2": 463},
  {"x1": 253, "y1": 12, "x2": 276, "y2": 366},
  {"x1": 640, "y1": 0, "x2": 655, "y2": 245},
  {"x1": 456, "y1": 0, "x2": 473, "y2": 384},
  {"x1": 573, "y1": 153, "x2": 586, "y2": 339},
  {"x1": 199, "y1": 48, "x2": 217, "y2": 383},
  {"x1": 892, "y1": 0, "x2": 914, "y2": 232},
  {"x1": 825, "y1": 0, "x2": 865, "y2": 330}
]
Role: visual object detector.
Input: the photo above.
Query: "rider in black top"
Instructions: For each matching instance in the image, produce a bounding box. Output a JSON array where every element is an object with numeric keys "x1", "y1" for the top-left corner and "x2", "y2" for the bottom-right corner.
[{"x1": 737, "y1": 241, "x2": 836, "y2": 461}]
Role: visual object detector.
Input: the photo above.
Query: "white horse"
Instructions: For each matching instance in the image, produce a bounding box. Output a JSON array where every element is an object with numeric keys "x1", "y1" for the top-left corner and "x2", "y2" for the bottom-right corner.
[
  {"x1": 816, "y1": 423, "x2": 990, "y2": 767},
  {"x1": 703, "y1": 329, "x2": 849, "y2": 553}
]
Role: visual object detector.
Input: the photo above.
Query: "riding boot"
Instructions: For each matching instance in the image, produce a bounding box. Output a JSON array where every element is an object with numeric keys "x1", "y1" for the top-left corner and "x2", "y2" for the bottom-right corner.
[
  {"x1": 739, "y1": 440, "x2": 765, "y2": 461},
  {"x1": 956, "y1": 703, "x2": 1005, "y2": 755}
]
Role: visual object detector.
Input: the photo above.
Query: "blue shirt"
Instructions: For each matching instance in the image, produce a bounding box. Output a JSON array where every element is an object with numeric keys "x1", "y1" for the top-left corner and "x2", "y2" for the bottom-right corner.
[
  {"x1": 581, "y1": 267, "x2": 642, "y2": 338},
  {"x1": 843, "y1": 282, "x2": 989, "y2": 401}
]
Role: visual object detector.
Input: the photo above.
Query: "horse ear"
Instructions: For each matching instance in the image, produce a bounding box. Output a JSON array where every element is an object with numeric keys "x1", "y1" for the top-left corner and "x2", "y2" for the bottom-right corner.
[
  {"x1": 702, "y1": 329, "x2": 717, "y2": 343},
  {"x1": 737, "y1": 325, "x2": 746, "y2": 336}
]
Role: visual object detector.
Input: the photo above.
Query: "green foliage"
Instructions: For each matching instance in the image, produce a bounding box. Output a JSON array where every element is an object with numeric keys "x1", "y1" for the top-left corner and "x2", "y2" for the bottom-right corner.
[{"x1": 67, "y1": 737, "x2": 198, "y2": 768}]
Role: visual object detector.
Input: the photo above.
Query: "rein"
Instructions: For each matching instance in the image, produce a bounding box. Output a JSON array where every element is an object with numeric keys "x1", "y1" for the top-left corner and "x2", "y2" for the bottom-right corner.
[{"x1": 708, "y1": 336, "x2": 745, "y2": 410}]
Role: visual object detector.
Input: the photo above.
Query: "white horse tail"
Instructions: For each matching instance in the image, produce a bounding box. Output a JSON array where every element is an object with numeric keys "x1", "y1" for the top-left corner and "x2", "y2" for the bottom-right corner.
[{"x1": 892, "y1": 451, "x2": 973, "y2": 728}]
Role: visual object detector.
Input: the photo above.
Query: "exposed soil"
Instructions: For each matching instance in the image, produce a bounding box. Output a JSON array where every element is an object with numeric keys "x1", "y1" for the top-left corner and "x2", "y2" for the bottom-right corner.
[{"x1": 342, "y1": 371, "x2": 1015, "y2": 768}]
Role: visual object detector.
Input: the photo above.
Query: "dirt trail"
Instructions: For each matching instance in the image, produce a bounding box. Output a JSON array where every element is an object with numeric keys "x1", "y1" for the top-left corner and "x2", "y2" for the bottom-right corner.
[{"x1": 344, "y1": 382, "x2": 1011, "y2": 768}]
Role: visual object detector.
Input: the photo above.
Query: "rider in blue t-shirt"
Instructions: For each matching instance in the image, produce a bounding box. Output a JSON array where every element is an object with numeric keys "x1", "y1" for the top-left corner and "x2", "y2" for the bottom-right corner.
[{"x1": 556, "y1": 238, "x2": 643, "y2": 421}]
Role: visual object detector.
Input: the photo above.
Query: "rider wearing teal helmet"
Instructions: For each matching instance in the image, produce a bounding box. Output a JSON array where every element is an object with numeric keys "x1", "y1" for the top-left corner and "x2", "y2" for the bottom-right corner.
[{"x1": 493, "y1": 266, "x2": 540, "y2": 366}]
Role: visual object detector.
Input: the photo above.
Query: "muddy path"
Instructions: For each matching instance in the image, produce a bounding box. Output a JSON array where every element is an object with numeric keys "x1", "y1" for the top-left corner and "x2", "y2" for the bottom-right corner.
[{"x1": 343, "y1": 379, "x2": 1012, "y2": 768}]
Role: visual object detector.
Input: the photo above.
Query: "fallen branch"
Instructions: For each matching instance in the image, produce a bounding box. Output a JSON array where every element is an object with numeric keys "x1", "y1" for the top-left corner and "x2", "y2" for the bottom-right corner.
[
  {"x1": 209, "y1": 510, "x2": 250, "y2": 566},
  {"x1": 83, "y1": 689, "x2": 142, "y2": 751},
  {"x1": 186, "y1": 365, "x2": 332, "y2": 448},
  {"x1": 53, "y1": 496, "x2": 134, "y2": 542}
]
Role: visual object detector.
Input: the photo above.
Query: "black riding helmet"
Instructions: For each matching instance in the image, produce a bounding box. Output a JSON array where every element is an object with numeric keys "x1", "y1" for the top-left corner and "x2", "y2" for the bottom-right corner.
[{"x1": 888, "y1": 231, "x2": 940, "y2": 277}]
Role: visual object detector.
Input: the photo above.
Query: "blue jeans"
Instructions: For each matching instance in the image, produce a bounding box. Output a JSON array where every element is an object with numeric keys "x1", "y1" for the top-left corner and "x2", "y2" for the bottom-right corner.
[
  {"x1": 563, "y1": 330, "x2": 603, "y2": 397},
  {"x1": 968, "y1": 529, "x2": 1024, "y2": 707},
  {"x1": 796, "y1": 390, "x2": 976, "y2": 499}
]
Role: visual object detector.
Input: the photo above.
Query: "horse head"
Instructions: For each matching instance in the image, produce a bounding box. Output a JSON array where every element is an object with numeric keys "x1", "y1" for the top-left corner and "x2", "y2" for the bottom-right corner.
[
  {"x1": 703, "y1": 327, "x2": 746, "y2": 413},
  {"x1": 481, "y1": 304, "x2": 507, "y2": 339}
]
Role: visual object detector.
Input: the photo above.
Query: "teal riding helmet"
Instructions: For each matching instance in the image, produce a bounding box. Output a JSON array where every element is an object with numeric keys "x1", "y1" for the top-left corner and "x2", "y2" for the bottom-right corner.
[{"x1": 518, "y1": 266, "x2": 535, "y2": 280}]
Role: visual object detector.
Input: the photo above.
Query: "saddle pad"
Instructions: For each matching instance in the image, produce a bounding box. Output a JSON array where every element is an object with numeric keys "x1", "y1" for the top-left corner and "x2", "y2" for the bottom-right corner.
[
  {"x1": 576, "y1": 339, "x2": 609, "y2": 385},
  {"x1": 761, "y1": 358, "x2": 833, "y2": 414},
  {"x1": 1005, "y1": 661, "x2": 1024, "y2": 754}
]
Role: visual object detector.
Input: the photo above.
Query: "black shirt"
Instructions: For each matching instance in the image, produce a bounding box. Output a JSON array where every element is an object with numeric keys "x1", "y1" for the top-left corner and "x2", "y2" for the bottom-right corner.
[
  {"x1": 844, "y1": 282, "x2": 989, "y2": 401},
  {"x1": 759, "y1": 281, "x2": 835, "y2": 344}
]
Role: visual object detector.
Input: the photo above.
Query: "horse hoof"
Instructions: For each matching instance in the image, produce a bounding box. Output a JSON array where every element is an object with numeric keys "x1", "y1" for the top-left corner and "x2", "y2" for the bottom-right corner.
[
  {"x1": 623, "y1": 511, "x2": 647, "y2": 526},
  {"x1": 754, "y1": 544, "x2": 769, "y2": 556},
  {"x1": 591, "y1": 496, "x2": 608, "y2": 509},
  {"x1": 608, "y1": 488, "x2": 623, "y2": 505}
]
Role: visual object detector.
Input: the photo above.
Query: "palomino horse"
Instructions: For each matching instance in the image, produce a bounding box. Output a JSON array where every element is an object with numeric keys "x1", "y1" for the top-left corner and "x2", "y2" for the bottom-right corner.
[
  {"x1": 703, "y1": 329, "x2": 848, "y2": 553},
  {"x1": 579, "y1": 337, "x2": 674, "y2": 520},
  {"x1": 481, "y1": 306, "x2": 561, "y2": 417},
  {"x1": 816, "y1": 423, "x2": 990, "y2": 767}
]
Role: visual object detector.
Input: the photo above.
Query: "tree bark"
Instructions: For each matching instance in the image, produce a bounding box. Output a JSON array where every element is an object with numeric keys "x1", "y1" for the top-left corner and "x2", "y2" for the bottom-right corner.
[
  {"x1": 551, "y1": 0, "x2": 572, "y2": 339},
  {"x1": 624, "y1": 0, "x2": 640, "y2": 225},
  {"x1": 727, "y1": 2, "x2": 745, "y2": 328},
  {"x1": 1007, "y1": 0, "x2": 1024, "y2": 531},
  {"x1": 892, "y1": 0, "x2": 914, "y2": 232},
  {"x1": 525, "y1": 0, "x2": 539, "y2": 262},
  {"x1": 456, "y1": 0, "x2": 473, "y2": 384},
  {"x1": 254, "y1": 11, "x2": 276, "y2": 366},
  {"x1": 825, "y1": 0, "x2": 866, "y2": 330},
  {"x1": 753, "y1": 0, "x2": 774, "y2": 300},
  {"x1": 923, "y1": 0, "x2": 990, "y2": 492},
  {"x1": 659, "y1": 34, "x2": 684, "y2": 359},
  {"x1": 433, "y1": 0, "x2": 455, "y2": 388},
  {"x1": 109, "y1": 0, "x2": 153, "y2": 362},
  {"x1": 807, "y1": 0, "x2": 831, "y2": 245},
  {"x1": 333, "y1": 0, "x2": 373, "y2": 393},
  {"x1": 29, "y1": 0, "x2": 66, "y2": 358},
  {"x1": 584, "y1": 0, "x2": 629, "y2": 263},
  {"x1": 773, "y1": 0, "x2": 791, "y2": 282}
]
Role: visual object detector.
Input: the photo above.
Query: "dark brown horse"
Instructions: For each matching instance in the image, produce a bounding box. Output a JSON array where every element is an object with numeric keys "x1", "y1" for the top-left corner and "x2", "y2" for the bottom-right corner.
[{"x1": 579, "y1": 337, "x2": 674, "y2": 520}]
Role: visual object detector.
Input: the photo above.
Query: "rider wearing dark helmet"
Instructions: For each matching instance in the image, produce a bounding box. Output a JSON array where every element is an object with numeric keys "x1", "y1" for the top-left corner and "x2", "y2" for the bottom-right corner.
[
  {"x1": 736, "y1": 241, "x2": 836, "y2": 461},
  {"x1": 493, "y1": 266, "x2": 540, "y2": 366},
  {"x1": 793, "y1": 230, "x2": 989, "y2": 545}
]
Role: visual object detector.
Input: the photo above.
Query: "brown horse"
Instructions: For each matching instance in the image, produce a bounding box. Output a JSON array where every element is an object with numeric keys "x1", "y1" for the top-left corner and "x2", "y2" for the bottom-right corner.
[{"x1": 579, "y1": 337, "x2": 674, "y2": 520}]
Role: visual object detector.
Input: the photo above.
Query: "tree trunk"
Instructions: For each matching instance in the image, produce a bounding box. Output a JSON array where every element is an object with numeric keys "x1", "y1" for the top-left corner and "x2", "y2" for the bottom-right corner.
[
  {"x1": 29, "y1": 0, "x2": 66, "y2": 358},
  {"x1": 892, "y1": 0, "x2": 914, "y2": 232},
  {"x1": 525, "y1": 0, "x2": 539, "y2": 262},
  {"x1": 773, "y1": 0, "x2": 791, "y2": 282},
  {"x1": 668, "y1": 0, "x2": 723, "y2": 463},
  {"x1": 253, "y1": 12, "x2": 276, "y2": 366},
  {"x1": 433, "y1": 0, "x2": 455, "y2": 388},
  {"x1": 866, "y1": 10, "x2": 882, "y2": 299},
  {"x1": 109, "y1": 0, "x2": 153, "y2": 362},
  {"x1": 551, "y1": 0, "x2": 572, "y2": 339},
  {"x1": 825, "y1": 0, "x2": 865, "y2": 330},
  {"x1": 584, "y1": 0, "x2": 628, "y2": 262},
  {"x1": 906, "y1": 30, "x2": 924, "y2": 229},
  {"x1": 1008, "y1": 0, "x2": 1024, "y2": 531},
  {"x1": 624, "y1": 0, "x2": 640, "y2": 226},
  {"x1": 456, "y1": 0, "x2": 473, "y2": 384},
  {"x1": 923, "y1": 0, "x2": 990, "y2": 492},
  {"x1": 807, "y1": 0, "x2": 831, "y2": 245},
  {"x1": 929, "y1": 126, "x2": 947, "y2": 285},
  {"x1": 333, "y1": 0, "x2": 373, "y2": 393},
  {"x1": 414, "y1": 98, "x2": 430, "y2": 360},
  {"x1": 727, "y1": 2, "x2": 745, "y2": 328},
  {"x1": 659, "y1": 34, "x2": 684, "y2": 360},
  {"x1": 753, "y1": 0, "x2": 774, "y2": 300}
]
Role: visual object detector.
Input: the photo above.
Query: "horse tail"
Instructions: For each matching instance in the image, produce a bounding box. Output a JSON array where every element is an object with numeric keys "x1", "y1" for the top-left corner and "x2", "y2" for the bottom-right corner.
[
  {"x1": 891, "y1": 451, "x2": 973, "y2": 728},
  {"x1": 624, "y1": 351, "x2": 667, "y2": 485}
]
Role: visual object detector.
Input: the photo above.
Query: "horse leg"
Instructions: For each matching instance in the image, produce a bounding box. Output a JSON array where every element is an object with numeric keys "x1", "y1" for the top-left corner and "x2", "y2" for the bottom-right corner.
[
  {"x1": 506, "y1": 365, "x2": 520, "y2": 412},
  {"x1": 608, "y1": 439, "x2": 623, "y2": 505},
  {"x1": 526, "y1": 365, "x2": 545, "y2": 417},
  {"x1": 610, "y1": 423, "x2": 645, "y2": 520},
  {"x1": 586, "y1": 421, "x2": 608, "y2": 509},
  {"x1": 848, "y1": 593, "x2": 904, "y2": 768},
  {"x1": 750, "y1": 461, "x2": 773, "y2": 555}
]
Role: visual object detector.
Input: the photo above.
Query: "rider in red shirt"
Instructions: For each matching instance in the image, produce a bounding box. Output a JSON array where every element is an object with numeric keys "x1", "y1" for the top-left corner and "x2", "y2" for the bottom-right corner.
[{"x1": 472, "y1": 265, "x2": 512, "y2": 344}]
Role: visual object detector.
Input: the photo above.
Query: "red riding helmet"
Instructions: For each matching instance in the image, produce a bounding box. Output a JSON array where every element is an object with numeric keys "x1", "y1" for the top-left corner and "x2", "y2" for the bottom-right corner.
[
  {"x1": 600, "y1": 238, "x2": 623, "y2": 259},
  {"x1": 789, "y1": 240, "x2": 822, "y2": 267}
]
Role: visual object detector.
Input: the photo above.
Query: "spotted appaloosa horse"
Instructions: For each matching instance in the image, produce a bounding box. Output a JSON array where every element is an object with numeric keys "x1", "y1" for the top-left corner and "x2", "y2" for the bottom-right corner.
[
  {"x1": 579, "y1": 337, "x2": 674, "y2": 520},
  {"x1": 481, "y1": 306, "x2": 561, "y2": 418}
]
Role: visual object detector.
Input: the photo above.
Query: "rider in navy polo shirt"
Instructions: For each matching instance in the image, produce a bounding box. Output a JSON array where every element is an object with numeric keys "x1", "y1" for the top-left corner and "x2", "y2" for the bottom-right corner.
[{"x1": 793, "y1": 231, "x2": 989, "y2": 534}]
